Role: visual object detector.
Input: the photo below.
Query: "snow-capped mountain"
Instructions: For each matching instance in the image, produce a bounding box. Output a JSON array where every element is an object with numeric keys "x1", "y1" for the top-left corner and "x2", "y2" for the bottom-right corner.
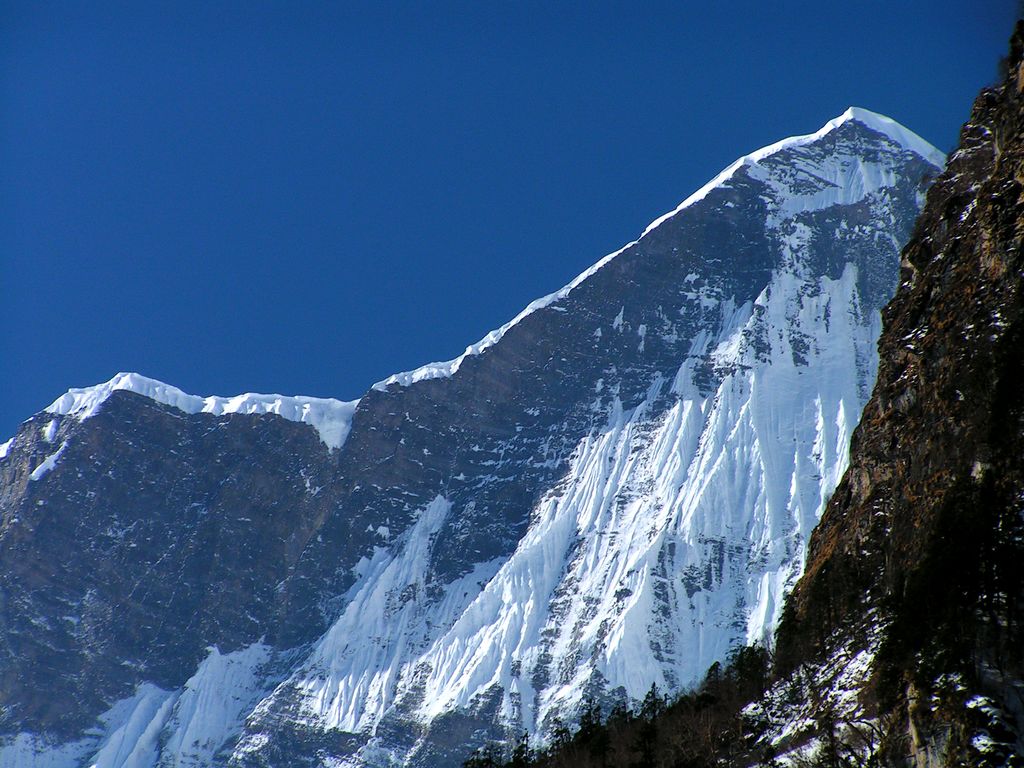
[{"x1": 0, "y1": 107, "x2": 942, "y2": 768}]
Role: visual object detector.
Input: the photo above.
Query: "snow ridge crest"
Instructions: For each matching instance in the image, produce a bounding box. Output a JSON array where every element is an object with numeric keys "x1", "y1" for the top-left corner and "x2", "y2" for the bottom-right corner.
[{"x1": 45, "y1": 372, "x2": 358, "y2": 450}]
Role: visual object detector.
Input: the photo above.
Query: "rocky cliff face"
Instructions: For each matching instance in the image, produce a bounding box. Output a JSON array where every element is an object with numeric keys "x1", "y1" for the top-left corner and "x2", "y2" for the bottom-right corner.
[
  {"x1": 740, "y1": 23, "x2": 1024, "y2": 768},
  {"x1": 0, "y1": 110, "x2": 941, "y2": 768}
]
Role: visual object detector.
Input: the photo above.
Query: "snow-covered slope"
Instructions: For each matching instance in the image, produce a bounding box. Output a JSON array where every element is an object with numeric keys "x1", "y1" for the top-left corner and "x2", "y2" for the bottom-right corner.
[{"x1": 0, "y1": 108, "x2": 942, "y2": 768}]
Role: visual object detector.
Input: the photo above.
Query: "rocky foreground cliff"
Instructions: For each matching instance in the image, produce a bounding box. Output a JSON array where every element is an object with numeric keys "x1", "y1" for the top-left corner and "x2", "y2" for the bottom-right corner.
[{"x1": 774, "y1": 21, "x2": 1024, "y2": 767}]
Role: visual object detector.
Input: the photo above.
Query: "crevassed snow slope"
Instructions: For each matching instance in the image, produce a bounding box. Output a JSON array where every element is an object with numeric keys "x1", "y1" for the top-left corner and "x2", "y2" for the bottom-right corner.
[{"x1": 264, "y1": 257, "x2": 881, "y2": 765}]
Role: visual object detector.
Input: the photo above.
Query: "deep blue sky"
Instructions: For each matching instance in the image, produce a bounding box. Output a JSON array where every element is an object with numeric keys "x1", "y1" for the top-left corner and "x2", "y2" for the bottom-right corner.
[{"x1": 1, "y1": 1, "x2": 1014, "y2": 436}]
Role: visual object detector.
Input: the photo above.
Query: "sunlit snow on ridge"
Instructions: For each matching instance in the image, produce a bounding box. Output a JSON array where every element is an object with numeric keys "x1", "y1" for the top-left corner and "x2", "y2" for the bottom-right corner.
[
  {"x1": 45, "y1": 372, "x2": 359, "y2": 450},
  {"x1": 27, "y1": 110, "x2": 940, "y2": 454},
  {"x1": 642, "y1": 106, "x2": 944, "y2": 237},
  {"x1": 28, "y1": 441, "x2": 67, "y2": 481}
]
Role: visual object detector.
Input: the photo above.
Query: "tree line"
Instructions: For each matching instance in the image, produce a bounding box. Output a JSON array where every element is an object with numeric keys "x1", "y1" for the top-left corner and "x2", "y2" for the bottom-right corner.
[{"x1": 462, "y1": 645, "x2": 772, "y2": 768}]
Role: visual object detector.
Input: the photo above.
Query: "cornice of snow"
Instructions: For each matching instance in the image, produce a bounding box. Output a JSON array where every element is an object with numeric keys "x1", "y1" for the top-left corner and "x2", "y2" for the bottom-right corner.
[
  {"x1": 374, "y1": 107, "x2": 944, "y2": 393},
  {"x1": 43, "y1": 372, "x2": 359, "y2": 450},
  {"x1": 843, "y1": 106, "x2": 946, "y2": 167}
]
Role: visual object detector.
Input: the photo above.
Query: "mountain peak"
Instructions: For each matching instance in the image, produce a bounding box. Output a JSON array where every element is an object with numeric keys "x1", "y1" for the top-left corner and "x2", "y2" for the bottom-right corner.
[
  {"x1": 378, "y1": 109, "x2": 944, "y2": 394},
  {"x1": 835, "y1": 106, "x2": 946, "y2": 166},
  {"x1": 0, "y1": 106, "x2": 944, "y2": 768},
  {"x1": 643, "y1": 107, "x2": 944, "y2": 238}
]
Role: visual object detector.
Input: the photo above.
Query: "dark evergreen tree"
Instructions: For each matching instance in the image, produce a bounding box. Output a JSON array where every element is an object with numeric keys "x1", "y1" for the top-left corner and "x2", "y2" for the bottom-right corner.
[
  {"x1": 639, "y1": 683, "x2": 666, "y2": 721},
  {"x1": 548, "y1": 716, "x2": 573, "y2": 751},
  {"x1": 508, "y1": 731, "x2": 532, "y2": 768},
  {"x1": 463, "y1": 742, "x2": 504, "y2": 768}
]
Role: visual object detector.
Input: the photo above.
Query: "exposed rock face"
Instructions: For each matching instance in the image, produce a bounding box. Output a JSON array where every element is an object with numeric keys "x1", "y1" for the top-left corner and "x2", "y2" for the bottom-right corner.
[
  {"x1": 0, "y1": 393, "x2": 348, "y2": 735},
  {"x1": 0, "y1": 110, "x2": 941, "y2": 768},
  {"x1": 751, "y1": 22, "x2": 1024, "y2": 768}
]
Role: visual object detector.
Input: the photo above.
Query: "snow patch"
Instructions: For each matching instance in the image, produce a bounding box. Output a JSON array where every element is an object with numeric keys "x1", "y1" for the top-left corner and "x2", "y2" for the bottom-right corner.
[
  {"x1": 159, "y1": 644, "x2": 273, "y2": 767},
  {"x1": 751, "y1": 620, "x2": 888, "y2": 763},
  {"x1": 29, "y1": 442, "x2": 68, "y2": 481},
  {"x1": 0, "y1": 645, "x2": 275, "y2": 768},
  {"x1": 0, "y1": 734, "x2": 90, "y2": 768},
  {"x1": 86, "y1": 684, "x2": 178, "y2": 768},
  {"x1": 285, "y1": 496, "x2": 458, "y2": 732}
]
